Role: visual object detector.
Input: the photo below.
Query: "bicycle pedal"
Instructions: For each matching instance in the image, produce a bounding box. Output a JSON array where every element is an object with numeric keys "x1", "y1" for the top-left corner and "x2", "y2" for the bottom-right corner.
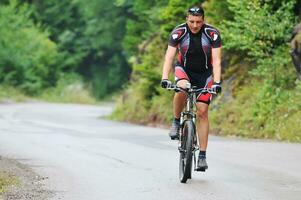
[
  {"x1": 170, "y1": 135, "x2": 179, "y2": 140},
  {"x1": 195, "y1": 167, "x2": 207, "y2": 172},
  {"x1": 178, "y1": 148, "x2": 186, "y2": 153}
]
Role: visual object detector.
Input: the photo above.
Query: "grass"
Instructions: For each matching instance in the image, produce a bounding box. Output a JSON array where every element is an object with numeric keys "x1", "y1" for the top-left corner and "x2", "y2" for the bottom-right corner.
[
  {"x1": 0, "y1": 172, "x2": 19, "y2": 194},
  {"x1": 210, "y1": 79, "x2": 301, "y2": 142},
  {"x1": 0, "y1": 81, "x2": 98, "y2": 105},
  {"x1": 0, "y1": 85, "x2": 30, "y2": 102},
  {"x1": 37, "y1": 82, "x2": 97, "y2": 104}
]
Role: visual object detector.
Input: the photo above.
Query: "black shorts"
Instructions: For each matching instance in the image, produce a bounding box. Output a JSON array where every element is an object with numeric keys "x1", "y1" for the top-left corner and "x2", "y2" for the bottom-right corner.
[{"x1": 174, "y1": 66, "x2": 213, "y2": 104}]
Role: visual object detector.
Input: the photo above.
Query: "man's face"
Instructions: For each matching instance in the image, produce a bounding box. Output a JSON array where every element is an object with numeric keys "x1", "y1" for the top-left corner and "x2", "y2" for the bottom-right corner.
[{"x1": 186, "y1": 14, "x2": 204, "y2": 34}]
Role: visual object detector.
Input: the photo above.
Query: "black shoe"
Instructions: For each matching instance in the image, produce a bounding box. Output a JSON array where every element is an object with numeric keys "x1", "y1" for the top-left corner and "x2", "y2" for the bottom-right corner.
[
  {"x1": 196, "y1": 156, "x2": 208, "y2": 172},
  {"x1": 169, "y1": 119, "x2": 180, "y2": 140}
]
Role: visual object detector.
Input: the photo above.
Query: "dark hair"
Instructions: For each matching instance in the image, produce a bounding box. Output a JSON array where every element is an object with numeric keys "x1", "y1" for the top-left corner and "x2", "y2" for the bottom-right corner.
[{"x1": 187, "y1": 6, "x2": 205, "y2": 17}]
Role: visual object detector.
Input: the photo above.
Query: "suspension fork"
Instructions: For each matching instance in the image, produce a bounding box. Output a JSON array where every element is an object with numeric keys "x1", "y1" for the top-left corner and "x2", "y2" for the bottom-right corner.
[{"x1": 178, "y1": 94, "x2": 198, "y2": 153}]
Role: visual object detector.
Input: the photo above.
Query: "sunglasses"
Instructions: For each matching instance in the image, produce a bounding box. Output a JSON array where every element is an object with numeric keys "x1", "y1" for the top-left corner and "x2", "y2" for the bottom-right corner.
[{"x1": 188, "y1": 7, "x2": 203, "y2": 15}]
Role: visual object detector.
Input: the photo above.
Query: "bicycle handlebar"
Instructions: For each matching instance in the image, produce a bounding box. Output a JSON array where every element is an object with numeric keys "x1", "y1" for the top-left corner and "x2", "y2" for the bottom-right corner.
[{"x1": 165, "y1": 84, "x2": 216, "y2": 95}]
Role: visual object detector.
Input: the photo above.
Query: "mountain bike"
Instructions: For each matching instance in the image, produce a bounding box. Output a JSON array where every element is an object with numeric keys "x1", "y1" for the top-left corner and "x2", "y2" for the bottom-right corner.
[{"x1": 166, "y1": 83, "x2": 216, "y2": 183}]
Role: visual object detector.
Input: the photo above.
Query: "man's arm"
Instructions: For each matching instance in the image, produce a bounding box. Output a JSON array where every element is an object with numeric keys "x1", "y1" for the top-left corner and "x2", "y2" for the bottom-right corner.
[
  {"x1": 162, "y1": 45, "x2": 177, "y2": 80},
  {"x1": 212, "y1": 47, "x2": 222, "y2": 83}
]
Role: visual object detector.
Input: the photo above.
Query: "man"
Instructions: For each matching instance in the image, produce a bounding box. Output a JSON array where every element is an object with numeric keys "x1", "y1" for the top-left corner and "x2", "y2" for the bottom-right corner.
[{"x1": 161, "y1": 5, "x2": 222, "y2": 171}]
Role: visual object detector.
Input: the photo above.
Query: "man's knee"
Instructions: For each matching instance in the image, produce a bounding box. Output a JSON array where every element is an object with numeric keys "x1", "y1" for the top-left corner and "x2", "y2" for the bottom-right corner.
[
  {"x1": 197, "y1": 107, "x2": 208, "y2": 120},
  {"x1": 174, "y1": 80, "x2": 188, "y2": 101},
  {"x1": 176, "y1": 79, "x2": 189, "y2": 88}
]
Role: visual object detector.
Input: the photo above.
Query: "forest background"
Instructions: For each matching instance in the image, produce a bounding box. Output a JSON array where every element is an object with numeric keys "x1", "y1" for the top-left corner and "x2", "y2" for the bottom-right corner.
[{"x1": 0, "y1": 0, "x2": 300, "y2": 142}]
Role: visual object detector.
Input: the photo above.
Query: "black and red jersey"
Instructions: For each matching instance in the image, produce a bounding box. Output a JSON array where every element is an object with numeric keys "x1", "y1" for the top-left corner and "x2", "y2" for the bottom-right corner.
[{"x1": 168, "y1": 23, "x2": 222, "y2": 74}]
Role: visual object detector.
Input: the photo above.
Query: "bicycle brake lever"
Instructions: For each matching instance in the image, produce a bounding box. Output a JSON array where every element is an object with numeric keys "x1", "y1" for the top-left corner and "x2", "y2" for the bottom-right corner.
[{"x1": 173, "y1": 88, "x2": 179, "y2": 92}]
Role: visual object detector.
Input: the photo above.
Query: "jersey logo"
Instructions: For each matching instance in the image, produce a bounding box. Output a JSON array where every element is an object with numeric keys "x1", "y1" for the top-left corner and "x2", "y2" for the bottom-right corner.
[
  {"x1": 171, "y1": 27, "x2": 187, "y2": 41},
  {"x1": 205, "y1": 27, "x2": 219, "y2": 41},
  {"x1": 172, "y1": 34, "x2": 179, "y2": 39},
  {"x1": 210, "y1": 32, "x2": 218, "y2": 41}
]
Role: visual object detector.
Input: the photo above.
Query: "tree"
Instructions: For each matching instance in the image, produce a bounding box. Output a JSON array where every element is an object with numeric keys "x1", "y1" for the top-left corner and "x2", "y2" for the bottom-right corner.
[
  {"x1": 21, "y1": 0, "x2": 131, "y2": 98},
  {"x1": 0, "y1": 0, "x2": 59, "y2": 94}
]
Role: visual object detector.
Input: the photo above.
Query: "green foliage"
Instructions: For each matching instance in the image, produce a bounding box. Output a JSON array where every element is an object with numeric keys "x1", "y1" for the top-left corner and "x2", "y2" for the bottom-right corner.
[
  {"x1": 122, "y1": 0, "x2": 167, "y2": 56},
  {"x1": 0, "y1": 0, "x2": 59, "y2": 94},
  {"x1": 114, "y1": 0, "x2": 301, "y2": 142},
  {"x1": 210, "y1": 78, "x2": 301, "y2": 142},
  {"x1": 76, "y1": 0, "x2": 131, "y2": 98},
  {"x1": 203, "y1": 0, "x2": 233, "y2": 26},
  {"x1": 222, "y1": 0, "x2": 295, "y2": 59},
  {"x1": 19, "y1": 0, "x2": 131, "y2": 98},
  {"x1": 1, "y1": 0, "x2": 300, "y2": 142},
  {"x1": 160, "y1": 0, "x2": 202, "y2": 38},
  {"x1": 111, "y1": 36, "x2": 172, "y2": 124},
  {"x1": 0, "y1": 85, "x2": 29, "y2": 102},
  {"x1": 209, "y1": 0, "x2": 301, "y2": 141},
  {"x1": 29, "y1": 0, "x2": 87, "y2": 70}
]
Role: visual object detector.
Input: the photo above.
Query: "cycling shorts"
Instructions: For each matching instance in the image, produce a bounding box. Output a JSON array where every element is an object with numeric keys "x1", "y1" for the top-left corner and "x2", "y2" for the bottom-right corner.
[{"x1": 174, "y1": 66, "x2": 213, "y2": 104}]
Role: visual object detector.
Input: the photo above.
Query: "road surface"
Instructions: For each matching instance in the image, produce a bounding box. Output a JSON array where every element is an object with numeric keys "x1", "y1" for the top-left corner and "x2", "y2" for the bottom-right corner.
[{"x1": 0, "y1": 102, "x2": 300, "y2": 200}]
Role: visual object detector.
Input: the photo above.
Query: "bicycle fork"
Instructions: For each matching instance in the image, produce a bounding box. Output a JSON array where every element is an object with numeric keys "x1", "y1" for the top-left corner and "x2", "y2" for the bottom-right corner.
[{"x1": 178, "y1": 112, "x2": 199, "y2": 171}]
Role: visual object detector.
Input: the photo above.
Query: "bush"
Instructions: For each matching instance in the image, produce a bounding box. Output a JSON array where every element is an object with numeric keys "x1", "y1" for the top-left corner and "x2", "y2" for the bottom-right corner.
[
  {"x1": 38, "y1": 73, "x2": 96, "y2": 104},
  {"x1": 0, "y1": 0, "x2": 59, "y2": 94}
]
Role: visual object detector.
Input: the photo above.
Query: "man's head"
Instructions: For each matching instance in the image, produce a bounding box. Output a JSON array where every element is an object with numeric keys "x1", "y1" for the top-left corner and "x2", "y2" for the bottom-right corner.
[{"x1": 186, "y1": 6, "x2": 205, "y2": 34}]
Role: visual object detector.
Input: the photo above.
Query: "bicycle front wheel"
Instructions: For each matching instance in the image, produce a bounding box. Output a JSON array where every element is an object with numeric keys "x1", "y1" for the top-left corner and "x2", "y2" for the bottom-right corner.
[{"x1": 179, "y1": 120, "x2": 195, "y2": 183}]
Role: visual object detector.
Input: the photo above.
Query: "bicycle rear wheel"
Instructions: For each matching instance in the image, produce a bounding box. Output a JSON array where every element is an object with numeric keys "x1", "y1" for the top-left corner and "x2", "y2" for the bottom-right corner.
[{"x1": 179, "y1": 120, "x2": 195, "y2": 183}]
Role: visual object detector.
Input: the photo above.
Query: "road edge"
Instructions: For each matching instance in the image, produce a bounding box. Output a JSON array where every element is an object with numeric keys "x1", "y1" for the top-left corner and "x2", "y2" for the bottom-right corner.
[{"x1": 0, "y1": 156, "x2": 54, "y2": 200}]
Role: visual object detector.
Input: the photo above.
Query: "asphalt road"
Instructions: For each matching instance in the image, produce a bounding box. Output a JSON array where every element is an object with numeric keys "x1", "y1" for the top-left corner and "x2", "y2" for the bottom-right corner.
[{"x1": 0, "y1": 102, "x2": 300, "y2": 200}]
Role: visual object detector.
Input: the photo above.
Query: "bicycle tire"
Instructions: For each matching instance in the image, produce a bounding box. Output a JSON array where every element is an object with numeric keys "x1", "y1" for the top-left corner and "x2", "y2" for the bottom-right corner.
[{"x1": 179, "y1": 120, "x2": 195, "y2": 183}]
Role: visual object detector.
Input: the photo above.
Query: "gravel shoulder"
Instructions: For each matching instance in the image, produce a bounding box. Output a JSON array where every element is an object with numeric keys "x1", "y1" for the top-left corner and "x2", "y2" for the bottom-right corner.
[{"x1": 0, "y1": 156, "x2": 53, "y2": 200}]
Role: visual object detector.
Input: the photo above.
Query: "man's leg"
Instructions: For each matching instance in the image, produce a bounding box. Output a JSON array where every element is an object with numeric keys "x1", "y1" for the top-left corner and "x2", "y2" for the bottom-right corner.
[
  {"x1": 173, "y1": 80, "x2": 189, "y2": 118},
  {"x1": 173, "y1": 92, "x2": 186, "y2": 118},
  {"x1": 196, "y1": 102, "x2": 209, "y2": 171},
  {"x1": 196, "y1": 102, "x2": 209, "y2": 151},
  {"x1": 169, "y1": 80, "x2": 187, "y2": 140}
]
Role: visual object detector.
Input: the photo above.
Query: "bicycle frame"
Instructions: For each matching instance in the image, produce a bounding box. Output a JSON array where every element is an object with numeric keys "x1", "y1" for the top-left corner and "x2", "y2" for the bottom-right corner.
[{"x1": 167, "y1": 83, "x2": 215, "y2": 172}]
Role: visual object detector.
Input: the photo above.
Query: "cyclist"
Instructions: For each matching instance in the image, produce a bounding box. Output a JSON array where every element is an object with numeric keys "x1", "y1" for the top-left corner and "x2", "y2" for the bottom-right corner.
[{"x1": 161, "y1": 5, "x2": 222, "y2": 171}]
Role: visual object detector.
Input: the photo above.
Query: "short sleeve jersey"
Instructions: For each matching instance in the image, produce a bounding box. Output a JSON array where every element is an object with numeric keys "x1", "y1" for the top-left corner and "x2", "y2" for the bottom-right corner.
[{"x1": 168, "y1": 23, "x2": 221, "y2": 74}]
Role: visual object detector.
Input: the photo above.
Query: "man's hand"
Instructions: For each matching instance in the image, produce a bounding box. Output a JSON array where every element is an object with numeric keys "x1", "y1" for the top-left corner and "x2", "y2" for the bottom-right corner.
[
  {"x1": 161, "y1": 79, "x2": 172, "y2": 89},
  {"x1": 212, "y1": 82, "x2": 222, "y2": 94}
]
